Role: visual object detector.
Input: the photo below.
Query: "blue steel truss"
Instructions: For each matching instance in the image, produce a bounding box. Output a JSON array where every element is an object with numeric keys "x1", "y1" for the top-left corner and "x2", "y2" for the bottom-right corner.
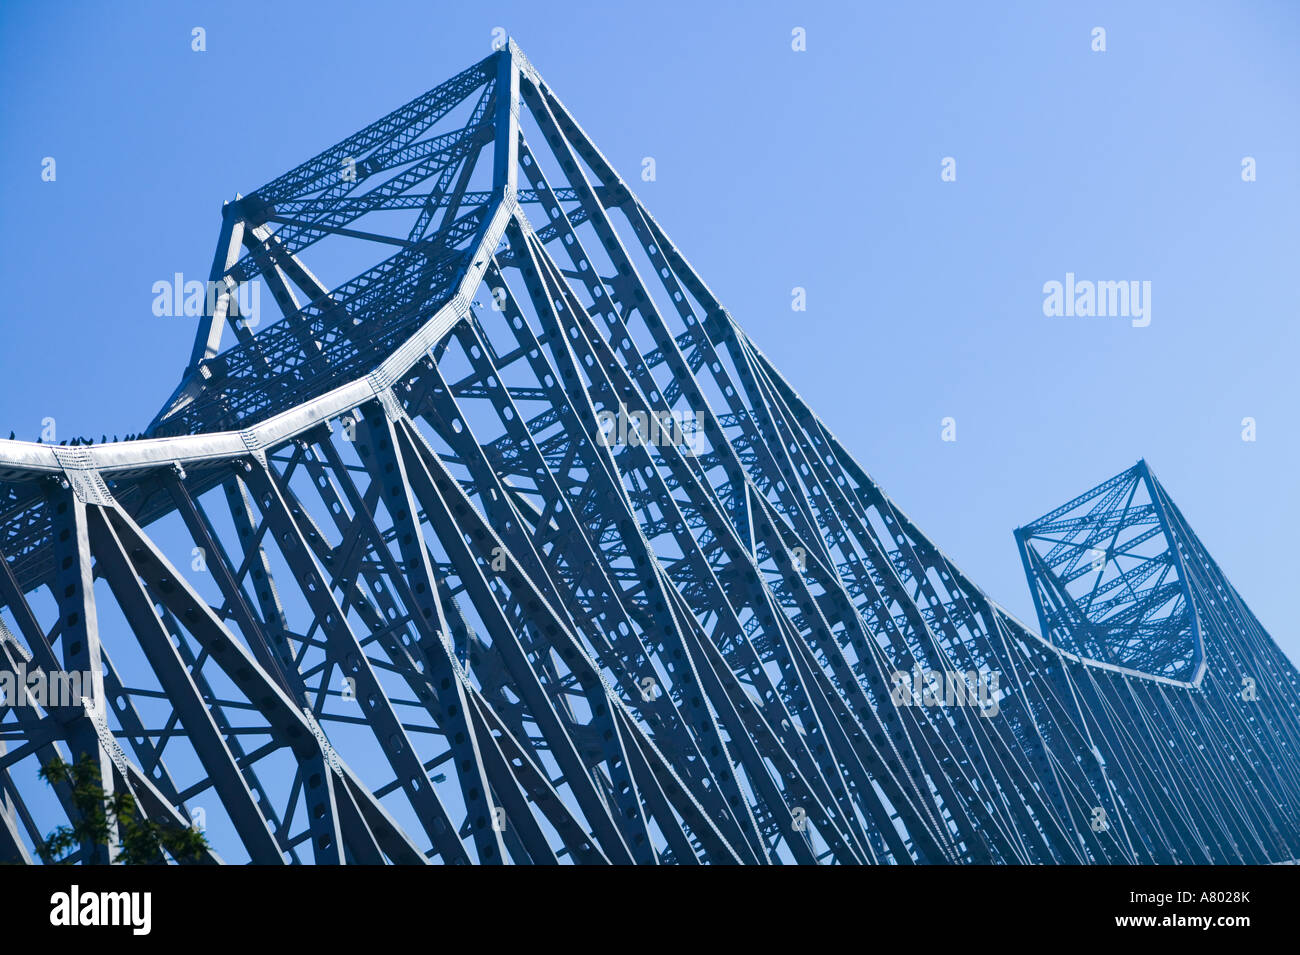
[
  {"x1": 1016, "y1": 461, "x2": 1203, "y2": 683},
  {"x1": 0, "y1": 43, "x2": 1297, "y2": 864}
]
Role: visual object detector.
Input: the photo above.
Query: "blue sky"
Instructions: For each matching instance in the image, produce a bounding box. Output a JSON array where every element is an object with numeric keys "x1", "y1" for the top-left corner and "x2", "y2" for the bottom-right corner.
[{"x1": 1, "y1": 0, "x2": 1297, "y2": 667}]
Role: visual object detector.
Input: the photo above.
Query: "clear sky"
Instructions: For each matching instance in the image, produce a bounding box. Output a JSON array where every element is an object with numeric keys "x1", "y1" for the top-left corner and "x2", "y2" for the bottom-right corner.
[{"x1": 1, "y1": 0, "x2": 1297, "y2": 666}]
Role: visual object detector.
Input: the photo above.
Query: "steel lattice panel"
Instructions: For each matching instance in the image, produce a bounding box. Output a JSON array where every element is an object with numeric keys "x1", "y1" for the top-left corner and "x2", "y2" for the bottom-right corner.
[{"x1": 0, "y1": 43, "x2": 1297, "y2": 865}]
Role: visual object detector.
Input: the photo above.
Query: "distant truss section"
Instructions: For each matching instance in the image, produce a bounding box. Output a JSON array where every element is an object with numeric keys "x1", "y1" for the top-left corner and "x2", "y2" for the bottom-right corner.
[
  {"x1": 0, "y1": 42, "x2": 1297, "y2": 865},
  {"x1": 1016, "y1": 462, "x2": 1202, "y2": 683}
]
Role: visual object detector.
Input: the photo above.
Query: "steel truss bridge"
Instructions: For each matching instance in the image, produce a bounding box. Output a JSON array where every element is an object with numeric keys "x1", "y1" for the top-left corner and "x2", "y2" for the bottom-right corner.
[{"x1": 1, "y1": 43, "x2": 1297, "y2": 865}]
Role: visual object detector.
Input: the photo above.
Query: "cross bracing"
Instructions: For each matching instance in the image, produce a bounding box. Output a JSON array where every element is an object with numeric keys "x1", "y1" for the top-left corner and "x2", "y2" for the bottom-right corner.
[{"x1": 0, "y1": 42, "x2": 1297, "y2": 864}]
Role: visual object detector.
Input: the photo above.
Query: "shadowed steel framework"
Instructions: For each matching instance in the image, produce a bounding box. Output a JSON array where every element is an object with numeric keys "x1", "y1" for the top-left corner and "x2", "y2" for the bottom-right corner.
[{"x1": 0, "y1": 43, "x2": 1297, "y2": 865}]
